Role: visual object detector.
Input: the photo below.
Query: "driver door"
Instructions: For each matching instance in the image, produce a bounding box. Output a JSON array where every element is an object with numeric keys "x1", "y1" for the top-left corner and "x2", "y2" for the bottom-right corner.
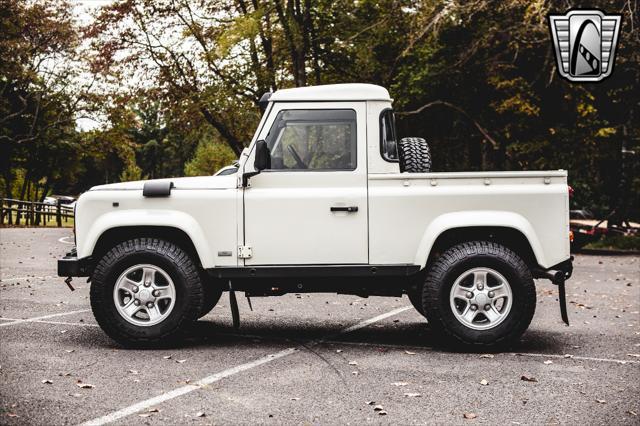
[{"x1": 243, "y1": 102, "x2": 368, "y2": 265}]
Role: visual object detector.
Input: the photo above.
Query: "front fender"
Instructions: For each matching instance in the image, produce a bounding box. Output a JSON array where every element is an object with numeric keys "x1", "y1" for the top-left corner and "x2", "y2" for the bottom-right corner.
[
  {"x1": 413, "y1": 210, "x2": 546, "y2": 268},
  {"x1": 78, "y1": 209, "x2": 213, "y2": 266}
]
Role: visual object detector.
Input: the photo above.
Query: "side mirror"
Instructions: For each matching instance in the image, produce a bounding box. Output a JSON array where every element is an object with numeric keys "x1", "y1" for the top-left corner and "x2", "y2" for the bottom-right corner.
[{"x1": 254, "y1": 140, "x2": 271, "y2": 171}]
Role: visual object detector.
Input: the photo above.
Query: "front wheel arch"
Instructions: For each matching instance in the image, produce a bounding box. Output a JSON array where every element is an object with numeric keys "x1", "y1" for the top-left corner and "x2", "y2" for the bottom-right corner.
[{"x1": 92, "y1": 226, "x2": 202, "y2": 268}]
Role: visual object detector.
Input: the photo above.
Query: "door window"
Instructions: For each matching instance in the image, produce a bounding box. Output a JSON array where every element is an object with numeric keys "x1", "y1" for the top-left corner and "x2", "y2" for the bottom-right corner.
[{"x1": 265, "y1": 109, "x2": 357, "y2": 171}]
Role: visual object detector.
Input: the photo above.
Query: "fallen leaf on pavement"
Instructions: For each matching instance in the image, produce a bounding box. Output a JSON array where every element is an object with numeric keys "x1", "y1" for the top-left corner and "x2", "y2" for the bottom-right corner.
[
  {"x1": 76, "y1": 383, "x2": 94, "y2": 389},
  {"x1": 543, "y1": 360, "x2": 553, "y2": 365},
  {"x1": 291, "y1": 397, "x2": 300, "y2": 401},
  {"x1": 195, "y1": 412, "x2": 206, "y2": 417},
  {"x1": 148, "y1": 408, "x2": 159, "y2": 413},
  {"x1": 373, "y1": 405, "x2": 384, "y2": 411},
  {"x1": 378, "y1": 410, "x2": 387, "y2": 415},
  {"x1": 596, "y1": 399, "x2": 606, "y2": 404},
  {"x1": 163, "y1": 355, "x2": 172, "y2": 360},
  {"x1": 463, "y1": 413, "x2": 478, "y2": 419},
  {"x1": 520, "y1": 375, "x2": 538, "y2": 382},
  {"x1": 563, "y1": 354, "x2": 573, "y2": 358},
  {"x1": 65, "y1": 349, "x2": 75, "y2": 353},
  {"x1": 41, "y1": 379, "x2": 53, "y2": 384},
  {"x1": 348, "y1": 361, "x2": 358, "y2": 365},
  {"x1": 336, "y1": 349, "x2": 342, "y2": 353},
  {"x1": 176, "y1": 359, "x2": 186, "y2": 364},
  {"x1": 480, "y1": 379, "x2": 488, "y2": 386},
  {"x1": 365, "y1": 401, "x2": 376, "y2": 405}
]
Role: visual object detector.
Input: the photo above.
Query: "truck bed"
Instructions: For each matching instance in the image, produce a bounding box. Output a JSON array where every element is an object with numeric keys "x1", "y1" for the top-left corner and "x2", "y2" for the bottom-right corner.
[{"x1": 367, "y1": 170, "x2": 570, "y2": 268}]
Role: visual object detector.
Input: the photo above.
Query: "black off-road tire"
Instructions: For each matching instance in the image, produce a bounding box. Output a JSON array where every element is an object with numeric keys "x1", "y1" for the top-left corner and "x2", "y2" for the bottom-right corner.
[
  {"x1": 198, "y1": 278, "x2": 223, "y2": 319},
  {"x1": 90, "y1": 238, "x2": 204, "y2": 348},
  {"x1": 398, "y1": 137, "x2": 431, "y2": 173},
  {"x1": 422, "y1": 241, "x2": 536, "y2": 350}
]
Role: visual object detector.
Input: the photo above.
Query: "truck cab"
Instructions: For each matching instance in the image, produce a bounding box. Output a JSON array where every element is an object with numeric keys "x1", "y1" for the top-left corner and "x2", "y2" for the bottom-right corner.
[{"x1": 59, "y1": 84, "x2": 573, "y2": 349}]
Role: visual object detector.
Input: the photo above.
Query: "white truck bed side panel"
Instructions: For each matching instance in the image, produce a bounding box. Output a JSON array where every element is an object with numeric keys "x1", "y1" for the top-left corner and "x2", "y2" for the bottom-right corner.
[{"x1": 368, "y1": 172, "x2": 570, "y2": 268}]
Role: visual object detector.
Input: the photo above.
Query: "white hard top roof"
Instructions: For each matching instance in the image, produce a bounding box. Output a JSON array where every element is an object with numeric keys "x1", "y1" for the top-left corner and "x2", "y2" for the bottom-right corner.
[{"x1": 269, "y1": 83, "x2": 391, "y2": 102}]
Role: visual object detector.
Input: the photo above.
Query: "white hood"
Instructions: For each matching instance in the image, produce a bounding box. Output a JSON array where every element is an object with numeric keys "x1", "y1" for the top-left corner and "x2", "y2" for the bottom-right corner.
[{"x1": 90, "y1": 175, "x2": 237, "y2": 191}]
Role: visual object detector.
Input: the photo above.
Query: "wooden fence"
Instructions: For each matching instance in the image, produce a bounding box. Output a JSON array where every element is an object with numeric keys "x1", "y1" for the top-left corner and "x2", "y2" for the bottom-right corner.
[{"x1": 1, "y1": 198, "x2": 74, "y2": 227}]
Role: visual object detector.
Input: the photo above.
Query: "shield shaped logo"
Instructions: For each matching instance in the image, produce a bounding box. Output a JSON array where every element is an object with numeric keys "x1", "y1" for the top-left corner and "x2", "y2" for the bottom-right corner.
[{"x1": 549, "y1": 10, "x2": 621, "y2": 82}]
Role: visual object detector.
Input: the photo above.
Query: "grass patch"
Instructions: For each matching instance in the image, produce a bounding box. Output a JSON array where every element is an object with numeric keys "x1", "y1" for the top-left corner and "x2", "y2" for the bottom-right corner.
[{"x1": 585, "y1": 234, "x2": 640, "y2": 251}]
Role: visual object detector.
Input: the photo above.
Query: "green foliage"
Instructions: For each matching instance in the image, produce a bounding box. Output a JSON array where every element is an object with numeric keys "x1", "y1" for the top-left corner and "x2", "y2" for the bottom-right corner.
[
  {"x1": 184, "y1": 140, "x2": 236, "y2": 177},
  {"x1": 586, "y1": 235, "x2": 640, "y2": 251}
]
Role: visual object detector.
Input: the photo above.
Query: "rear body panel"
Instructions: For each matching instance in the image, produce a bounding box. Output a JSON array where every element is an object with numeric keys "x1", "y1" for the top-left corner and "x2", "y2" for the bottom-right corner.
[{"x1": 368, "y1": 171, "x2": 570, "y2": 268}]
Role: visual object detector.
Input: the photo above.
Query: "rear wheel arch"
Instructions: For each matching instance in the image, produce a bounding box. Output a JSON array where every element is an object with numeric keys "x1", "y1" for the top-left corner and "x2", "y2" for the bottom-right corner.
[{"x1": 425, "y1": 226, "x2": 539, "y2": 271}]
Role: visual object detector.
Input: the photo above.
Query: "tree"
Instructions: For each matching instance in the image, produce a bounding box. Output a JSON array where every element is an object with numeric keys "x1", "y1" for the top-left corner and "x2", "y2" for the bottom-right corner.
[
  {"x1": 0, "y1": 0, "x2": 90, "y2": 200},
  {"x1": 184, "y1": 139, "x2": 236, "y2": 176}
]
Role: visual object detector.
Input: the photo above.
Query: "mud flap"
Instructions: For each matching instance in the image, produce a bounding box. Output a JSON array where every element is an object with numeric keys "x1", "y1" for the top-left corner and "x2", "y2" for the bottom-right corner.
[
  {"x1": 558, "y1": 280, "x2": 569, "y2": 326},
  {"x1": 229, "y1": 286, "x2": 240, "y2": 329}
]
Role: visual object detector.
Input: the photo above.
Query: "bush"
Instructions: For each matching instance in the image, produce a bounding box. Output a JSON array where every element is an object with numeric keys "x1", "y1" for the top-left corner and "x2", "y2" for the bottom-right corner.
[
  {"x1": 585, "y1": 235, "x2": 640, "y2": 251},
  {"x1": 184, "y1": 140, "x2": 236, "y2": 176}
]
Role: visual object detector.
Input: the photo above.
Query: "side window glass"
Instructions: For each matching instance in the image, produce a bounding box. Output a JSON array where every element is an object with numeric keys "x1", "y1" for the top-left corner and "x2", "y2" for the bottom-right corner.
[
  {"x1": 265, "y1": 109, "x2": 357, "y2": 171},
  {"x1": 380, "y1": 109, "x2": 398, "y2": 161}
]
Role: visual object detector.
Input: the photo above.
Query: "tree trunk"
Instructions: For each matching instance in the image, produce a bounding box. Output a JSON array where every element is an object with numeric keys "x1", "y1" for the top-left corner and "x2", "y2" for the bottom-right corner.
[
  {"x1": 19, "y1": 171, "x2": 30, "y2": 200},
  {"x1": 200, "y1": 107, "x2": 245, "y2": 156}
]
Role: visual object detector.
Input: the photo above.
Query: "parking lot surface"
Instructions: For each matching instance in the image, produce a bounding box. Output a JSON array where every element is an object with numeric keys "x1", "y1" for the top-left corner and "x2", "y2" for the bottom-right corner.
[{"x1": 1, "y1": 228, "x2": 639, "y2": 425}]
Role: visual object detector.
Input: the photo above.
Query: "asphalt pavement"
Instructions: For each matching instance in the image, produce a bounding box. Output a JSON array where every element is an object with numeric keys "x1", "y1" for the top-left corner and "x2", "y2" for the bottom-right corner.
[{"x1": 1, "y1": 228, "x2": 639, "y2": 425}]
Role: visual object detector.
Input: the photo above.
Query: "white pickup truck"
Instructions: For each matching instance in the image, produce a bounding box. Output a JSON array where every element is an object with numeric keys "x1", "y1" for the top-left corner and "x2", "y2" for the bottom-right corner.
[{"x1": 58, "y1": 84, "x2": 573, "y2": 349}]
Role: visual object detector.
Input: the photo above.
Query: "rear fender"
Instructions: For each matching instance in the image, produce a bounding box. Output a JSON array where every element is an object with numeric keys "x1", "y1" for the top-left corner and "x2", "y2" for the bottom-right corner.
[{"x1": 414, "y1": 210, "x2": 545, "y2": 268}]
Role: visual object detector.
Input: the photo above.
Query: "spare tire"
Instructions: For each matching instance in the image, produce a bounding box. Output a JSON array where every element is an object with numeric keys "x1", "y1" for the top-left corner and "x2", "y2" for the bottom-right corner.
[{"x1": 398, "y1": 137, "x2": 431, "y2": 173}]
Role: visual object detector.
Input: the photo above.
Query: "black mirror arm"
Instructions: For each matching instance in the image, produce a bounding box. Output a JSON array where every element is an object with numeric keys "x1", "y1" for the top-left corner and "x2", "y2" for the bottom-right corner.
[{"x1": 242, "y1": 170, "x2": 260, "y2": 187}]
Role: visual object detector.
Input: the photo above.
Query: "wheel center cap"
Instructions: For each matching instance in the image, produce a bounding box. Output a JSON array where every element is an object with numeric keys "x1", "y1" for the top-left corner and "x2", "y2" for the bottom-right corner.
[
  {"x1": 475, "y1": 293, "x2": 488, "y2": 305},
  {"x1": 139, "y1": 289, "x2": 151, "y2": 302}
]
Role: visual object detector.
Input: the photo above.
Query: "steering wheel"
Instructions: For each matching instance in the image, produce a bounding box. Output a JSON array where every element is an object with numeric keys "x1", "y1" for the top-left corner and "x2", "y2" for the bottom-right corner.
[{"x1": 288, "y1": 145, "x2": 308, "y2": 169}]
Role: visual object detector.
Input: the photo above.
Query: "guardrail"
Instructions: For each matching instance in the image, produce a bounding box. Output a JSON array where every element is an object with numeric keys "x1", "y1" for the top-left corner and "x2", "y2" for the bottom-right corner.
[{"x1": 1, "y1": 198, "x2": 74, "y2": 227}]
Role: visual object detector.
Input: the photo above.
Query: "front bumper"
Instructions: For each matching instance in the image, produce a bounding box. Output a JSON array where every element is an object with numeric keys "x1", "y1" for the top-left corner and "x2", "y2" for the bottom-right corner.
[{"x1": 58, "y1": 249, "x2": 92, "y2": 277}]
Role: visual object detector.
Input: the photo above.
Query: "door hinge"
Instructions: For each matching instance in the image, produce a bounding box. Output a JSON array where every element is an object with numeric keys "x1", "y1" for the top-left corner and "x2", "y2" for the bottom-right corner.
[{"x1": 238, "y1": 245, "x2": 253, "y2": 259}]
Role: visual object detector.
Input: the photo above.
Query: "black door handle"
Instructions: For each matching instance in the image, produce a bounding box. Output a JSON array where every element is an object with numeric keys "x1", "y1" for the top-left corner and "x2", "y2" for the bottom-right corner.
[{"x1": 330, "y1": 206, "x2": 358, "y2": 212}]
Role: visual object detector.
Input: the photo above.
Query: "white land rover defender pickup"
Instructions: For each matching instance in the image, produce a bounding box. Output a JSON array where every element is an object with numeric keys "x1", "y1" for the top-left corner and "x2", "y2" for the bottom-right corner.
[{"x1": 58, "y1": 84, "x2": 573, "y2": 349}]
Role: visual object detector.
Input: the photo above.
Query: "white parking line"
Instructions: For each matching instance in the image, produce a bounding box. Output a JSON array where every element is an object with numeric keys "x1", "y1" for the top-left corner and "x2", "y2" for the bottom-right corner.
[
  {"x1": 58, "y1": 236, "x2": 74, "y2": 244},
  {"x1": 0, "y1": 309, "x2": 91, "y2": 327},
  {"x1": 79, "y1": 305, "x2": 412, "y2": 426},
  {"x1": 510, "y1": 352, "x2": 640, "y2": 365},
  {"x1": 325, "y1": 340, "x2": 640, "y2": 365},
  {"x1": 0, "y1": 318, "x2": 99, "y2": 328}
]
